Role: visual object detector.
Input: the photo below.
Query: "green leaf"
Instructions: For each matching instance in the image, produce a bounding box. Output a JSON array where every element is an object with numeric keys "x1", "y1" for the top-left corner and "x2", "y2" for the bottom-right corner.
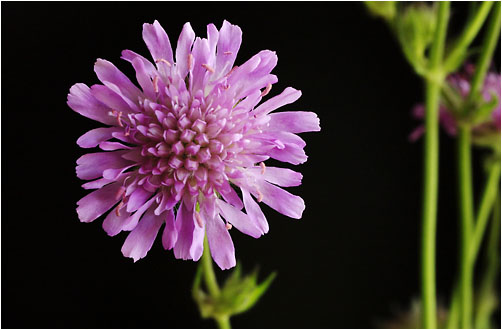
[{"x1": 364, "y1": 1, "x2": 397, "y2": 22}]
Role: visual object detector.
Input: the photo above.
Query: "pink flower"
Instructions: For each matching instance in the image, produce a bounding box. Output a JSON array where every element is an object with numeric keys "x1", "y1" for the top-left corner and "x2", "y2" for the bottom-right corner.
[
  {"x1": 68, "y1": 20, "x2": 320, "y2": 270},
  {"x1": 409, "y1": 65, "x2": 501, "y2": 142}
]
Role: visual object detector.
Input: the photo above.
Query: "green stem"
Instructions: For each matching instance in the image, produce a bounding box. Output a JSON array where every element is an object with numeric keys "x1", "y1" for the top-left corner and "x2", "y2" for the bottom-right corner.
[
  {"x1": 215, "y1": 316, "x2": 231, "y2": 329},
  {"x1": 474, "y1": 184, "x2": 500, "y2": 329},
  {"x1": 470, "y1": 162, "x2": 501, "y2": 263},
  {"x1": 443, "y1": 1, "x2": 494, "y2": 72},
  {"x1": 202, "y1": 235, "x2": 221, "y2": 298},
  {"x1": 465, "y1": 2, "x2": 501, "y2": 109},
  {"x1": 457, "y1": 126, "x2": 475, "y2": 328},
  {"x1": 446, "y1": 287, "x2": 460, "y2": 329},
  {"x1": 420, "y1": 3, "x2": 449, "y2": 328}
]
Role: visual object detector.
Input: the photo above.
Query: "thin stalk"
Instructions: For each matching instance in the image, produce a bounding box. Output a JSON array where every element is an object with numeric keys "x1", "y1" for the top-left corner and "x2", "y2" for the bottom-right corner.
[
  {"x1": 457, "y1": 126, "x2": 475, "y2": 328},
  {"x1": 465, "y1": 1, "x2": 501, "y2": 109},
  {"x1": 420, "y1": 3, "x2": 450, "y2": 328},
  {"x1": 446, "y1": 287, "x2": 460, "y2": 329},
  {"x1": 443, "y1": 1, "x2": 494, "y2": 72},
  {"x1": 470, "y1": 162, "x2": 501, "y2": 263},
  {"x1": 202, "y1": 235, "x2": 221, "y2": 298},
  {"x1": 474, "y1": 184, "x2": 501, "y2": 329},
  {"x1": 215, "y1": 316, "x2": 231, "y2": 329}
]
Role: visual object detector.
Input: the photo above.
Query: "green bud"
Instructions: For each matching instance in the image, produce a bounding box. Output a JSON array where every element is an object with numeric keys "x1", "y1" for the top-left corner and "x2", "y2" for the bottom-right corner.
[
  {"x1": 192, "y1": 262, "x2": 277, "y2": 322},
  {"x1": 396, "y1": 3, "x2": 438, "y2": 75},
  {"x1": 364, "y1": 1, "x2": 397, "y2": 22}
]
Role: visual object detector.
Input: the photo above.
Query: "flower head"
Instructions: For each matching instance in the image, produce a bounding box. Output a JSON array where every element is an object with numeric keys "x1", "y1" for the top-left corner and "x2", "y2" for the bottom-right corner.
[
  {"x1": 410, "y1": 65, "x2": 501, "y2": 144},
  {"x1": 68, "y1": 20, "x2": 320, "y2": 269}
]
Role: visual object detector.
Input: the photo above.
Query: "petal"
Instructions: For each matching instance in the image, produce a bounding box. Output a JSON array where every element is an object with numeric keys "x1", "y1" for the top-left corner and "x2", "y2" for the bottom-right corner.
[
  {"x1": 77, "y1": 127, "x2": 121, "y2": 148},
  {"x1": 143, "y1": 20, "x2": 174, "y2": 64},
  {"x1": 81, "y1": 177, "x2": 115, "y2": 190},
  {"x1": 121, "y1": 206, "x2": 164, "y2": 262},
  {"x1": 217, "y1": 180, "x2": 243, "y2": 209},
  {"x1": 173, "y1": 202, "x2": 204, "y2": 261},
  {"x1": 253, "y1": 87, "x2": 302, "y2": 116},
  {"x1": 94, "y1": 59, "x2": 142, "y2": 102},
  {"x1": 76, "y1": 182, "x2": 122, "y2": 223},
  {"x1": 76, "y1": 150, "x2": 131, "y2": 180},
  {"x1": 190, "y1": 37, "x2": 211, "y2": 92},
  {"x1": 247, "y1": 166, "x2": 303, "y2": 187},
  {"x1": 90, "y1": 84, "x2": 138, "y2": 114},
  {"x1": 121, "y1": 49, "x2": 157, "y2": 75},
  {"x1": 241, "y1": 188, "x2": 269, "y2": 234},
  {"x1": 227, "y1": 50, "x2": 278, "y2": 99},
  {"x1": 175, "y1": 22, "x2": 196, "y2": 79},
  {"x1": 126, "y1": 186, "x2": 153, "y2": 213},
  {"x1": 67, "y1": 83, "x2": 116, "y2": 125},
  {"x1": 267, "y1": 143, "x2": 308, "y2": 165},
  {"x1": 254, "y1": 180, "x2": 305, "y2": 219},
  {"x1": 266, "y1": 111, "x2": 321, "y2": 133},
  {"x1": 215, "y1": 20, "x2": 242, "y2": 78},
  {"x1": 216, "y1": 199, "x2": 264, "y2": 238},
  {"x1": 162, "y1": 209, "x2": 177, "y2": 250},
  {"x1": 131, "y1": 57, "x2": 155, "y2": 99},
  {"x1": 206, "y1": 213, "x2": 236, "y2": 270},
  {"x1": 121, "y1": 196, "x2": 157, "y2": 232},
  {"x1": 102, "y1": 207, "x2": 132, "y2": 236}
]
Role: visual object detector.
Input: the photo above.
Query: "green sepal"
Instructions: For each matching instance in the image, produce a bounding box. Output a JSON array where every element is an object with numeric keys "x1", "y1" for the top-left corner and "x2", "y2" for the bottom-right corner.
[
  {"x1": 364, "y1": 1, "x2": 397, "y2": 22},
  {"x1": 192, "y1": 261, "x2": 277, "y2": 321}
]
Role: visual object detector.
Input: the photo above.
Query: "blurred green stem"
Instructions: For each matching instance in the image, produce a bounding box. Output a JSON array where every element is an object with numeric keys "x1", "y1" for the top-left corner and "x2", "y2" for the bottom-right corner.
[
  {"x1": 457, "y1": 125, "x2": 475, "y2": 329},
  {"x1": 443, "y1": 1, "x2": 494, "y2": 72},
  {"x1": 420, "y1": 3, "x2": 449, "y2": 328},
  {"x1": 201, "y1": 236, "x2": 232, "y2": 329},
  {"x1": 474, "y1": 184, "x2": 501, "y2": 328}
]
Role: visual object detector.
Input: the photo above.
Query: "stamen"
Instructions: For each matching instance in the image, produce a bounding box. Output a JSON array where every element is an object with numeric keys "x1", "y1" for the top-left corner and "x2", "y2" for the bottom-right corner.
[
  {"x1": 188, "y1": 53, "x2": 194, "y2": 71},
  {"x1": 226, "y1": 223, "x2": 233, "y2": 230},
  {"x1": 152, "y1": 76, "x2": 159, "y2": 93},
  {"x1": 257, "y1": 190, "x2": 264, "y2": 203},
  {"x1": 195, "y1": 212, "x2": 204, "y2": 228},
  {"x1": 115, "y1": 186, "x2": 126, "y2": 200},
  {"x1": 225, "y1": 65, "x2": 238, "y2": 78},
  {"x1": 115, "y1": 201, "x2": 124, "y2": 217},
  {"x1": 155, "y1": 58, "x2": 172, "y2": 67},
  {"x1": 223, "y1": 51, "x2": 233, "y2": 55},
  {"x1": 201, "y1": 63, "x2": 215, "y2": 73},
  {"x1": 116, "y1": 111, "x2": 124, "y2": 127},
  {"x1": 261, "y1": 83, "x2": 272, "y2": 97},
  {"x1": 260, "y1": 162, "x2": 266, "y2": 175},
  {"x1": 125, "y1": 126, "x2": 130, "y2": 136}
]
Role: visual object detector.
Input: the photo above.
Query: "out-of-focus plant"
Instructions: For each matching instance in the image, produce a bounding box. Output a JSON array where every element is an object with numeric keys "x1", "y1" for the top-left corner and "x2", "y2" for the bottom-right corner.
[{"x1": 366, "y1": 2, "x2": 501, "y2": 328}]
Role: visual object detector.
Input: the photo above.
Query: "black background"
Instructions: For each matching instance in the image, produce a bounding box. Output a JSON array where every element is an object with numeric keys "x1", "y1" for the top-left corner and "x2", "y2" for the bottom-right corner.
[{"x1": 2, "y1": 2, "x2": 500, "y2": 329}]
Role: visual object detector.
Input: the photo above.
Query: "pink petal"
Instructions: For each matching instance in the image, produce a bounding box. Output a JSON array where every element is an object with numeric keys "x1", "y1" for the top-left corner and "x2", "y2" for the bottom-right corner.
[
  {"x1": 67, "y1": 83, "x2": 116, "y2": 125},
  {"x1": 216, "y1": 199, "x2": 264, "y2": 238},
  {"x1": 267, "y1": 111, "x2": 321, "y2": 133},
  {"x1": 215, "y1": 20, "x2": 242, "y2": 77},
  {"x1": 90, "y1": 84, "x2": 138, "y2": 114},
  {"x1": 206, "y1": 213, "x2": 236, "y2": 270},
  {"x1": 102, "y1": 207, "x2": 132, "y2": 236},
  {"x1": 254, "y1": 180, "x2": 305, "y2": 219},
  {"x1": 121, "y1": 206, "x2": 164, "y2": 262},
  {"x1": 191, "y1": 37, "x2": 211, "y2": 92},
  {"x1": 253, "y1": 87, "x2": 302, "y2": 116},
  {"x1": 175, "y1": 22, "x2": 196, "y2": 79},
  {"x1": 121, "y1": 49, "x2": 157, "y2": 76},
  {"x1": 94, "y1": 59, "x2": 142, "y2": 102},
  {"x1": 217, "y1": 180, "x2": 244, "y2": 209},
  {"x1": 76, "y1": 182, "x2": 122, "y2": 223},
  {"x1": 162, "y1": 209, "x2": 177, "y2": 250},
  {"x1": 77, "y1": 127, "x2": 121, "y2": 148},
  {"x1": 76, "y1": 150, "x2": 131, "y2": 180},
  {"x1": 241, "y1": 188, "x2": 269, "y2": 234},
  {"x1": 247, "y1": 166, "x2": 302, "y2": 187},
  {"x1": 173, "y1": 202, "x2": 204, "y2": 261},
  {"x1": 143, "y1": 20, "x2": 174, "y2": 64},
  {"x1": 131, "y1": 57, "x2": 155, "y2": 99},
  {"x1": 126, "y1": 186, "x2": 153, "y2": 213},
  {"x1": 267, "y1": 142, "x2": 308, "y2": 165}
]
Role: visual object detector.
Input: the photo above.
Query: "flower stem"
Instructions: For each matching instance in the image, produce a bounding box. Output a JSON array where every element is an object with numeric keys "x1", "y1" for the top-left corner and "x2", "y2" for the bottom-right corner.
[
  {"x1": 466, "y1": 1, "x2": 501, "y2": 107},
  {"x1": 457, "y1": 125, "x2": 475, "y2": 329},
  {"x1": 215, "y1": 316, "x2": 231, "y2": 329},
  {"x1": 470, "y1": 162, "x2": 501, "y2": 263},
  {"x1": 420, "y1": 3, "x2": 450, "y2": 328},
  {"x1": 202, "y1": 235, "x2": 221, "y2": 298},
  {"x1": 474, "y1": 184, "x2": 501, "y2": 329},
  {"x1": 443, "y1": 1, "x2": 494, "y2": 72}
]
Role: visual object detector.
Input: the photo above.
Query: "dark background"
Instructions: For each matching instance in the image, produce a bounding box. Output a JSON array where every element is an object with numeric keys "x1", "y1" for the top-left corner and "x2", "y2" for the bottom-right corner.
[{"x1": 2, "y1": 2, "x2": 500, "y2": 328}]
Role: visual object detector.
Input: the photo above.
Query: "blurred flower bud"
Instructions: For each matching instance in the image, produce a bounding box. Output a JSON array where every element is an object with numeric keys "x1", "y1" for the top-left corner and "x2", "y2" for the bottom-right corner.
[{"x1": 364, "y1": 1, "x2": 397, "y2": 22}]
